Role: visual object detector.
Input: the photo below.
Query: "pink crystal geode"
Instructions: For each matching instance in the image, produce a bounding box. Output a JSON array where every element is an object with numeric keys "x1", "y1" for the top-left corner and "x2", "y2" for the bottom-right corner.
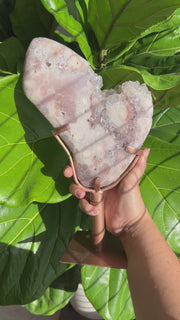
[{"x1": 23, "y1": 37, "x2": 153, "y2": 188}]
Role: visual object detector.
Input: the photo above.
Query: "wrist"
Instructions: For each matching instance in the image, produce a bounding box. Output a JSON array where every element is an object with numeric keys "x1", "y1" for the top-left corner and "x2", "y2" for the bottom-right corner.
[{"x1": 118, "y1": 208, "x2": 150, "y2": 253}]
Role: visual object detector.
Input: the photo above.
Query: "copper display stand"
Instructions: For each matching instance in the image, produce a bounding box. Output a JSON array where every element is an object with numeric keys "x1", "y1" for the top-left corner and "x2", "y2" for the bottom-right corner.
[{"x1": 53, "y1": 127, "x2": 141, "y2": 269}]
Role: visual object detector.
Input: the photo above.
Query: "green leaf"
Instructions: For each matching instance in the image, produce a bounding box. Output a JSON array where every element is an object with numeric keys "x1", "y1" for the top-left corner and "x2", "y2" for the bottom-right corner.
[
  {"x1": 88, "y1": 0, "x2": 180, "y2": 54},
  {"x1": 0, "y1": 37, "x2": 25, "y2": 74},
  {"x1": 100, "y1": 62, "x2": 180, "y2": 93},
  {"x1": 81, "y1": 266, "x2": 134, "y2": 320},
  {"x1": 142, "y1": 110, "x2": 180, "y2": 251},
  {"x1": 99, "y1": 64, "x2": 144, "y2": 89},
  {"x1": 139, "y1": 70, "x2": 180, "y2": 90},
  {"x1": 10, "y1": 0, "x2": 54, "y2": 47},
  {"x1": 97, "y1": 8, "x2": 180, "y2": 66},
  {"x1": 0, "y1": 197, "x2": 87, "y2": 305},
  {"x1": 141, "y1": 136, "x2": 180, "y2": 255},
  {"x1": 152, "y1": 84, "x2": 180, "y2": 109},
  {"x1": 0, "y1": 74, "x2": 71, "y2": 206},
  {"x1": 41, "y1": 0, "x2": 95, "y2": 66},
  {"x1": 125, "y1": 52, "x2": 180, "y2": 78},
  {"x1": 25, "y1": 266, "x2": 81, "y2": 315},
  {"x1": 0, "y1": 0, "x2": 15, "y2": 41},
  {"x1": 126, "y1": 26, "x2": 180, "y2": 58},
  {"x1": 0, "y1": 202, "x2": 67, "y2": 305},
  {"x1": 150, "y1": 106, "x2": 180, "y2": 146}
]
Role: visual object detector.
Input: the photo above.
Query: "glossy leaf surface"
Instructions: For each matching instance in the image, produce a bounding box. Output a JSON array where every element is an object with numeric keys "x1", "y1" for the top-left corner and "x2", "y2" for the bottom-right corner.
[
  {"x1": 0, "y1": 75, "x2": 70, "y2": 206},
  {"x1": 82, "y1": 267, "x2": 134, "y2": 320},
  {"x1": 151, "y1": 106, "x2": 180, "y2": 146}
]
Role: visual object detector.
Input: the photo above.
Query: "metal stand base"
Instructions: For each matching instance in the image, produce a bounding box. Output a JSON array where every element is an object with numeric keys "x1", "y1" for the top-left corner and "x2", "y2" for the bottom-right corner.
[{"x1": 60, "y1": 231, "x2": 127, "y2": 269}]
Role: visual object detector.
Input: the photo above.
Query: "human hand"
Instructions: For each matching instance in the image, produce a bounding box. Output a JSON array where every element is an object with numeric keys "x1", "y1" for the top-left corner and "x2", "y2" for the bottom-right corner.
[{"x1": 64, "y1": 149, "x2": 150, "y2": 237}]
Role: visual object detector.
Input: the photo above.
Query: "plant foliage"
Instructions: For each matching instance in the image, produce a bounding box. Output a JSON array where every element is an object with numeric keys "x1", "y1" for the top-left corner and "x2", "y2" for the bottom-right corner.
[{"x1": 0, "y1": 1, "x2": 180, "y2": 319}]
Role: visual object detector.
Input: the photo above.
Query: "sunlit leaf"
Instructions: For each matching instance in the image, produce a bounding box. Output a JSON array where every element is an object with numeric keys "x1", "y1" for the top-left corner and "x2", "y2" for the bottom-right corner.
[
  {"x1": 82, "y1": 266, "x2": 134, "y2": 320},
  {"x1": 0, "y1": 74, "x2": 70, "y2": 206}
]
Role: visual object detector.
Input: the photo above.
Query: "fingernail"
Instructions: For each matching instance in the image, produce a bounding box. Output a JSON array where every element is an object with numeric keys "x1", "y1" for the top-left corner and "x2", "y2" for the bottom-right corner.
[
  {"x1": 87, "y1": 207, "x2": 99, "y2": 215},
  {"x1": 75, "y1": 189, "x2": 84, "y2": 198},
  {"x1": 91, "y1": 207, "x2": 99, "y2": 215}
]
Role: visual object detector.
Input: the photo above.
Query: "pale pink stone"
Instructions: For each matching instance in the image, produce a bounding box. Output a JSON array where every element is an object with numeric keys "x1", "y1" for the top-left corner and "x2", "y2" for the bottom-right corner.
[{"x1": 23, "y1": 37, "x2": 153, "y2": 188}]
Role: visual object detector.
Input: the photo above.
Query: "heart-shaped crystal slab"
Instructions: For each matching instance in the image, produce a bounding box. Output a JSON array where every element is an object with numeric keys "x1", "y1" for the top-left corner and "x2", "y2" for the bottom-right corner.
[{"x1": 23, "y1": 38, "x2": 153, "y2": 188}]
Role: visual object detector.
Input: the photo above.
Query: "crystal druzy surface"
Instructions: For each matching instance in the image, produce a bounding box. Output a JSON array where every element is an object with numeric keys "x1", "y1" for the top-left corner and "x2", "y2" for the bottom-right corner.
[{"x1": 23, "y1": 37, "x2": 153, "y2": 188}]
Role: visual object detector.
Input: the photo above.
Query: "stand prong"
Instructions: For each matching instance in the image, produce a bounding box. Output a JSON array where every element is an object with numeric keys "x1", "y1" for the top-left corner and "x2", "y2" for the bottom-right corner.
[{"x1": 52, "y1": 124, "x2": 70, "y2": 135}]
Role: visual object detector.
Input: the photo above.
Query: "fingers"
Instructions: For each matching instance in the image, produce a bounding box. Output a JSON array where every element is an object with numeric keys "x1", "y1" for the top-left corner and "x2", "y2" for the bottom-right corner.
[
  {"x1": 70, "y1": 183, "x2": 86, "y2": 199},
  {"x1": 69, "y1": 183, "x2": 98, "y2": 215},
  {"x1": 63, "y1": 166, "x2": 97, "y2": 215},
  {"x1": 63, "y1": 166, "x2": 73, "y2": 178},
  {"x1": 79, "y1": 198, "x2": 99, "y2": 216},
  {"x1": 134, "y1": 148, "x2": 150, "y2": 178}
]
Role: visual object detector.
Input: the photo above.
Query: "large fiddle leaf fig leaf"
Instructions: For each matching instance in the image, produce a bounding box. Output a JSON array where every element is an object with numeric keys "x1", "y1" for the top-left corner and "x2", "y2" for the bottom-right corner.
[
  {"x1": 0, "y1": 196, "x2": 87, "y2": 305},
  {"x1": 0, "y1": 74, "x2": 70, "y2": 206},
  {"x1": 141, "y1": 136, "x2": 180, "y2": 247},
  {"x1": 150, "y1": 106, "x2": 180, "y2": 146},
  {"x1": 82, "y1": 267, "x2": 134, "y2": 320},
  {"x1": 81, "y1": 107, "x2": 180, "y2": 320}
]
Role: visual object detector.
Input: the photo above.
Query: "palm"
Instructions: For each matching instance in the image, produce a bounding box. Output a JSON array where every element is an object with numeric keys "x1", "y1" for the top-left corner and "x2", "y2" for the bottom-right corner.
[{"x1": 104, "y1": 171, "x2": 145, "y2": 236}]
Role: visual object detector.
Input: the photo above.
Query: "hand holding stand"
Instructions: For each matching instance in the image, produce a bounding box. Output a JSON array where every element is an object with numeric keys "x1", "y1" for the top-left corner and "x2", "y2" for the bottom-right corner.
[{"x1": 53, "y1": 127, "x2": 141, "y2": 268}]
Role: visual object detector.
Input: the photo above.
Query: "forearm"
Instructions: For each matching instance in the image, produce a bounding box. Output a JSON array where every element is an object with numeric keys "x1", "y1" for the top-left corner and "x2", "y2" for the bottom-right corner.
[{"x1": 119, "y1": 211, "x2": 180, "y2": 320}]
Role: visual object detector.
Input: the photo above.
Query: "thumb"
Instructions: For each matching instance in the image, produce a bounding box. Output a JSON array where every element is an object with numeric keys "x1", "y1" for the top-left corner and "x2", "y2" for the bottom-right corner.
[{"x1": 119, "y1": 148, "x2": 150, "y2": 193}]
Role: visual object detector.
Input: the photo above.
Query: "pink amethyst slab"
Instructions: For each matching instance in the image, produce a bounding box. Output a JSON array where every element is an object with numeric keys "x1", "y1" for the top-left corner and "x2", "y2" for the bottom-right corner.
[{"x1": 23, "y1": 37, "x2": 153, "y2": 188}]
